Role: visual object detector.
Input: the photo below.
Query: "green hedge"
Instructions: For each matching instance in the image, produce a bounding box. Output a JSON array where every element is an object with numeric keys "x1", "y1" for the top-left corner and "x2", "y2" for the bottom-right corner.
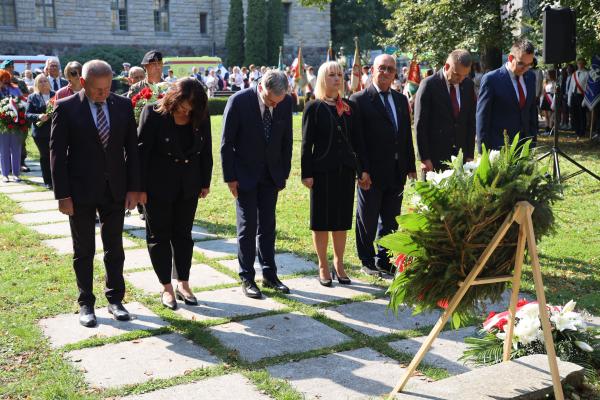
[{"x1": 207, "y1": 96, "x2": 305, "y2": 115}]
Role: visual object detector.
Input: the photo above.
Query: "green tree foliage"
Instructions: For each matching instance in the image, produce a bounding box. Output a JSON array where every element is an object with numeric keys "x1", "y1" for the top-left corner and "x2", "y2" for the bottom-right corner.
[
  {"x1": 225, "y1": 0, "x2": 245, "y2": 66},
  {"x1": 331, "y1": 0, "x2": 391, "y2": 54},
  {"x1": 61, "y1": 46, "x2": 147, "y2": 73},
  {"x1": 266, "y1": 0, "x2": 284, "y2": 66},
  {"x1": 245, "y1": 0, "x2": 268, "y2": 66}
]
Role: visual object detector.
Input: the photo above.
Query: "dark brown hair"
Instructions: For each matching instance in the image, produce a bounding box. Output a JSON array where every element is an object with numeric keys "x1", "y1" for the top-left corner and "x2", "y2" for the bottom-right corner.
[{"x1": 155, "y1": 78, "x2": 208, "y2": 128}]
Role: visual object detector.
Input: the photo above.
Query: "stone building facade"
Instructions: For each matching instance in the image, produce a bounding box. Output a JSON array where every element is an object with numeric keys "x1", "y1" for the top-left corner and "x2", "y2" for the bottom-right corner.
[{"x1": 0, "y1": 0, "x2": 330, "y2": 66}]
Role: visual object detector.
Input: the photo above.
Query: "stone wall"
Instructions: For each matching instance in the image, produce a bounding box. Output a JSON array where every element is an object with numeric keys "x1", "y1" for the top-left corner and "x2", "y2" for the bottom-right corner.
[{"x1": 0, "y1": 0, "x2": 330, "y2": 66}]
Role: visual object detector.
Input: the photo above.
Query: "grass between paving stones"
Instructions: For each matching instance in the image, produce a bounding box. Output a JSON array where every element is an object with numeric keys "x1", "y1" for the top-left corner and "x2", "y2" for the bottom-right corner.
[{"x1": 1, "y1": 122, "x2": 597, "y2": 398}]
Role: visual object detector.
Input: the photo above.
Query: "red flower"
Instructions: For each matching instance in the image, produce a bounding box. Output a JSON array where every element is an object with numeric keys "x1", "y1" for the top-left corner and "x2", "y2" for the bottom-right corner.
[
  {"x1": 495, "y1": 318, "x2": 508, "y2": 331},
  {"x1": 19, "y1": 119, "x2": 26, "y2": 125},
  {"x1": 18, "y1": 111, "x2": 25, "y2": 118},
  {"x1": 437, "y1": 298, "x2": 449, "y2": 309},
  {"x1": 517, "y1": 298, "x2": 529, "y2": 308},
  {"x1": 487, "y1": 311, "x2": 496, "y2": 320},
  {"x1": 8, "y1": 124, "x2": 14, "y2": 129},
  {"x1": 132, "y1": 99, "x2": 138, "y2": 108},
  {"x1": 394, "y1": 254, "x2": 412, "y2": 273},
  {"x1": 140, "y1": 87, "x2": 153, "y2": 100},
  {"x1": 157, "y1": 93, "x2": 164, "y2": 99}
]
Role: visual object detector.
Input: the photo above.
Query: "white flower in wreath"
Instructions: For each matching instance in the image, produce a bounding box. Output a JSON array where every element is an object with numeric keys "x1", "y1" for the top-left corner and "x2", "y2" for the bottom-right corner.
[
  {"x1": 463, "y1": 159, "x2": 480, "y2": 174},
  {"x1": 575, "y1": 341, "x2": 594, "y2": 352},
  {"x1": 550, "y1": 300, "x2": 586, "y2": 332},
  {"x1": 516, "y1": 302, "x2": 540, "y2": 320},
  {"x1": 426, "y1": 169, "x2": 454, "y2": 185},
  {"x1": 514, "y1": 316, "x2": 541, "y2": 346},
  {"x1": 489, "y1": 150, "x2": 501, "y2": 164}
]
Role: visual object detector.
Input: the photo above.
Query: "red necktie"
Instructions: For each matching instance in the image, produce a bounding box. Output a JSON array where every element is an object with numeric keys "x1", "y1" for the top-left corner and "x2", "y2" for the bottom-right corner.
[
  {"x1": 450, "y1": 84, "x2": 460, "y2": 118},
  {"x1": 515, "y1": 76, "x2": 526, "y2": 109}
]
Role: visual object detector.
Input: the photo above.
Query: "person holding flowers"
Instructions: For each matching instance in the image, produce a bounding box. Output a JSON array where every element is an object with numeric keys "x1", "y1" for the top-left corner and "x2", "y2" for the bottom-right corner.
[
  {"x1": 301, "y1": 61, "x2": 370, "y2": 286},
  {"x1": 25, "y1": 74, "x2": 55, "y2": 188},
  {"x1": 0, "y1": 69, "x2": 25, "y2": 183}
]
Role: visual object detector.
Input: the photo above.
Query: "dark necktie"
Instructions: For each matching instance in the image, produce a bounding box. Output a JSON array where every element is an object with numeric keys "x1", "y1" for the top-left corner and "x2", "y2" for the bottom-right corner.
[
  {"x1": 450, "y1": 84, "x2": 460, "y2": 118},
  {"x1": 381, "y1": 91, "x2": 398, "y2": 134},
  {"x1": 53, "y1": 78, "x2": 59, "y2": 91},
  {"x1": 515, "y1": 76, "x2": 526, "y2": 109},
  {"x1": 263, "y1": 108, "x2": 272, "y2": 141},
  {"x1": 95, "y1": 102, "x2": 110, "y2": 148}
]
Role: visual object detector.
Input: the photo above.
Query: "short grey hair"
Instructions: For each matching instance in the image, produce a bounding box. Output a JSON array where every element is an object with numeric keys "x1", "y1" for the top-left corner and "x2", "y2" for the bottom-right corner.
[
  {"x1": 447, "y1": 49, "x2": 472, "y2": 67},
  {"x1": 510, "y1": 39, "x2": 535, "y2": 57},
  {"x1": 260, "y1": 70, "x2": 288, "y2": 95},
  {"x1": 82, "y1": 60, "x2": 113, "y2": 79},
  {"x1": 128, "y1": 66, "x2": 145, "y2": 78}
]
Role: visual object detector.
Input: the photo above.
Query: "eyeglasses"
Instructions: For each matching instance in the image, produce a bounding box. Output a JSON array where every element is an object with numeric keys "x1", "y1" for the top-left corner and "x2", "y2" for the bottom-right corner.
[
  {"x1": 376, "y1": 65, "x2": 396, "y2": 74},
  {"x1": 515, "y1": 60, "x2": 533, "y2": 69}
]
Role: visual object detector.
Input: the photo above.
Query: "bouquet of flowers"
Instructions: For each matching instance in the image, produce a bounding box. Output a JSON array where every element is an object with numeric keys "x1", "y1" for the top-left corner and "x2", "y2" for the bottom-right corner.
[
  {"x1": 35, "y1": 97, "x2": 56, "y2": 127},
  {"x1": 131, "y1": 83, "x2": 169, "y2": 123},
  {"x1": 383, "y1": 135, "x2": 562, "y2": 325},
  {"x1": 0, "y1": 96, "x2": 29, "y2": 135},
  {"x1": 461, "y1": 299, "x2": 600, "y2": 377}
]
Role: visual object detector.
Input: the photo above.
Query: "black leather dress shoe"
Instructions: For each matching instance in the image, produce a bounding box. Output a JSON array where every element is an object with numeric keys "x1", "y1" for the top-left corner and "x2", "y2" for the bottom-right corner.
[
  {"x1": 241, "y1": 280, "x2": 262, "y2": 299},
  {"x1": 107, "y1": 303, "x2": 131, "y2": 321},
  {"x1": 176, "y1": 288, "x2": 198, "y2": 305},
  {"x1": 262, "y1": 276, "x2": 290, "y2": 294},
  {"x1": 79, "y1": 305, "x2": 97, "y2": 327},
  {"x1": 361, "y1": 265, "x2": 381, "y2": 277}
]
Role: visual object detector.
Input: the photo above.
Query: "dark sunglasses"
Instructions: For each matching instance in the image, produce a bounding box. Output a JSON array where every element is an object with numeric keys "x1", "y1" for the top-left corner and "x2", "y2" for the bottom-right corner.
[{"x1": 68, "y1": 71, "x2": 80, "y2": 77}]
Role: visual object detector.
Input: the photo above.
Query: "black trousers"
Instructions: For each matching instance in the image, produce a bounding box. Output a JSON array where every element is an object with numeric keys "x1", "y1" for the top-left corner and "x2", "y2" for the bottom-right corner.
[
  {"x1": 69, "y1": 184, "x2": 125, "y2": 307},
  {"x1": 236, "y1": 172, "x2": 279, "y2": 282},
  {"x1": 32, "y1": 136, "x2": 51, "y2": 186},
  {"x1": 355, "y1": 180, "x2": 404, "y2": 269},
  {"x1": 571, "y1": 93, "x2": 587, "y2": 136},
  {"x1": 145, "y1": 195, "x2": 198, "y2": 285}
]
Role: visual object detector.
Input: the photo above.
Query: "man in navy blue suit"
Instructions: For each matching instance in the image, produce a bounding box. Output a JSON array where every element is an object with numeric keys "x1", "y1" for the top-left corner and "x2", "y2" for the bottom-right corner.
[
  {"x1": 476, "y1": 39, "x2": 538, "y2": 152},
  {"x1": 221, "y1": 70, "x2": 293, "y2": 298}
]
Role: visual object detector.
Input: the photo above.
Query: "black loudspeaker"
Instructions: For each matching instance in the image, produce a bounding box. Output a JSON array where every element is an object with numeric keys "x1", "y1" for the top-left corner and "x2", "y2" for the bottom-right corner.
[{"x1": 543, "y1": 7, "x2": 576, "y2": 64}]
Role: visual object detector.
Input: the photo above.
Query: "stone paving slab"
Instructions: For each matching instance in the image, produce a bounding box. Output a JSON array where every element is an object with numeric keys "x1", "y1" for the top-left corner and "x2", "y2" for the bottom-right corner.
[
  {"x1": 209, "y1": 312, "x2": 351, "y2": 362},
  {"x1": 388, "y1": 327, "x2": 478, "y2": 375},
  {"x1": 219, "y1": 253, "x2": 318, "y2": 279},
  {"x1": 125, "y1": 264, "x2": 237, "y2": 295},
  {"x1": 175, "y1": 286, "x2": 286, "y2": 321},
  {"x1": 14, "y1": 209, "x2": 68, "y2": 224},
  {"x1": 39, "y1": 302, "x2": 169, "y2": 348},
  {"x1": 43, "y1": 235, "x2": 137, "y2": 255},
  {"x1": 66, "y1": 333, "x2": 220, "y2": 388},
  {"x1": 128, "y1": 225, "x2": 217, "y2": 242},
  {"x1": 7, "y1": 190, "x2": 55, "y2": 202},
  {"x1": 18, "y1": 199, "x2": 59, "y2": 212},
  {"x1": 268, "y1": 347, "x2": 423, "y2": 400},
  {"x1": 282, "y1": 276, "x2": 385, "y2": 305},
  {"x1": 193, "y1": 238, "x2": 238, "y2": 259},
  {"x1": 321, "y1": 298, "x2": 441, "y2": 337},
  {"x1": 30, "y1": 221, "x2": 99, "y2": 237},
  {"x1": 96, "y1": 248, "x2": 152, "y2": 271},
  {"x1": 0, "y1": 184, "x2": 39, "y2": 194},
  {"x1": 123, "y1": 215, "x2": 147, "y2": 230},
  {"x1": 395, "y1": 354, "x2": 584, "y2": 400},
  {"x1": 26, "y1": 176, "x2": 45, "y2": 184},
  {"x1": 119, "y1": 373, "x2": 272, "y2": 400}
]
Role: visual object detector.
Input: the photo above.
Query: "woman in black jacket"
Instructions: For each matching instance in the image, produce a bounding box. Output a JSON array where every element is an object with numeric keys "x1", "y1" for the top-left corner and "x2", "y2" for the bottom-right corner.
[
  {"x1": 138, "y1": 78, "x2": 212, "y2": 309},
  {"x1": 301, "y1": 61, "x2": 370, "y2": 287},
  {"x1": 25, "y1": 74, "x2": 55, "y2": 188}
]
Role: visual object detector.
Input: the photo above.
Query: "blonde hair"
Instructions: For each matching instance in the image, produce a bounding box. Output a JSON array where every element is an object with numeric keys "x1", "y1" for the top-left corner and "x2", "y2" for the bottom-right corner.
[
  {"x1": 314, "y1": 61, "x2": 344, "y2": 100},
  {"x1": 33, "y1": 73, "x2": 49, "y2": 94}
]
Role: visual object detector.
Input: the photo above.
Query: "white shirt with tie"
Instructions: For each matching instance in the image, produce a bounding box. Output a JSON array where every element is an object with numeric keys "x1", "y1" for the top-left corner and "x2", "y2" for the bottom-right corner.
[
  {"x1": 505, "y1": 63, "x2": 527, "y2": 102},
  {"x1": 443, "y1": 73, "x2": 461, "y2": 109},
  {"x1": 49, "y1": 76, "x2": 62, "y2": 91},
  {"x1": 373, "y1": 83, "x2": 398, "y2": 124},
  {"x1": 87, "y1": 97, "x2": 110, "y2": 130},
  {"x1": 257, "y1": 89, "x2": 273, "y2": 119}
]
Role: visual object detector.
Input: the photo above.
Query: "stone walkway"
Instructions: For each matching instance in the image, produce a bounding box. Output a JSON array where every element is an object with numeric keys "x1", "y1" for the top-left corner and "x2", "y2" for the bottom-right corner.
[{"x1": 3, "y1": 162, "x2": 595, "y2": 399}]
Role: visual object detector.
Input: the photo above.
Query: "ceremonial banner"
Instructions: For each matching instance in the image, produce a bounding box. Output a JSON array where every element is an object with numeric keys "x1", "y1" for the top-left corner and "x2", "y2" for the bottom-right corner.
[
  {"x1": 326, "y1": 41, "x2": 335, "y2": 63},
  {"x1": 583, "y1": 55, "x2": 600, "y2": 110},
  {"x1": 404, "y1": 59, "x2": 421, "y2": 97},
  {"x1": 291, "y1": 45, "x2": 307, "y2": 91},
  {"x1": 350, "y1": 37, "x2": 362, "y2": 93},
  {"x1": 277, "y1": 46, "x2": 284, "y2": 70}
]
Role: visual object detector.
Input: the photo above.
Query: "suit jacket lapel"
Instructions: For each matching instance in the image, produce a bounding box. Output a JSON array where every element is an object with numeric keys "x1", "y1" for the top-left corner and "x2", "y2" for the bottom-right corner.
[
  {"x1": 368, "y1": 85, "x2": 394, "y2": 126},
  {"x1": 251, "y1": 87, "x2": 266, "y2": 139},
  {"x1": 501, "y1": 67, "x2": 520, "y2": 110},
  {"x1": 106, "y1": 95, "x2": 117, "y2": 149},
  {"x1": 436, "y1": 70, "x2": 455, "y2": 117}
]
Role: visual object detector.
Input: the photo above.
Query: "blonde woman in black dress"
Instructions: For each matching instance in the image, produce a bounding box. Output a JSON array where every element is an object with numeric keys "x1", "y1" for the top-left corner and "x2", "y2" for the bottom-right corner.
[{"x1": 301, "y1": 61, "x2": 370, "y2": 286}]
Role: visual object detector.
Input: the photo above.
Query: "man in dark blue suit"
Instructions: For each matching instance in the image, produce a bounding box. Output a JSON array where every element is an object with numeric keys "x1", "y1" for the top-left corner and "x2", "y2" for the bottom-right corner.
[
  {"x1": 476, "y1": 39, "x2": 538, "y2": 152},
  {"x1": 221, "y1": 70, "x2": 293, "y2": 298}
]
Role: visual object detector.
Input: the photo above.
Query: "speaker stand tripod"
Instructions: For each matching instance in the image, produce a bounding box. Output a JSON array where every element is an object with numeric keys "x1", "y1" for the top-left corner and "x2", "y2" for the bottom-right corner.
[{"x1": 538, "y1": 64, "x2": 600, "y2": 183}]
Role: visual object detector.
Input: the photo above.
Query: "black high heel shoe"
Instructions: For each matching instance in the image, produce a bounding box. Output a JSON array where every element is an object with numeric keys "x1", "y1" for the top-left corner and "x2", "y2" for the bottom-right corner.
[
  {"x1": 331, "y1": 268, "x2": 351, "y2": 285},
  {"x1": 175, "y1": 287, "x2": 198, "y2": 305},
  {"x1": 318, "y1": 268, "x2": 333, "y2": 287}
]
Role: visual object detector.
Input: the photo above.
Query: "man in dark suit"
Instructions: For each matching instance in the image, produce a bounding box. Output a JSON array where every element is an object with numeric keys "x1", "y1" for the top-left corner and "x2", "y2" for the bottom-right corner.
[
  {"x1": 415, "y1": 49, "x2": 476, "y2": 172},
  {"x1": 221, "y1": 70, "x2": 293, "y2": 298},
  {"x1": 44, "y1": 57, "x2": 69, "y2": 91},
  {"x1": 350, "y1": 54, "x2": 417, "y2": 277},
  {"x1": 50, "y1": 60, "x2": 141, "y2": 327},
  {"x1": 477, "y1": 39, "x2": 538, "y2": 152}
]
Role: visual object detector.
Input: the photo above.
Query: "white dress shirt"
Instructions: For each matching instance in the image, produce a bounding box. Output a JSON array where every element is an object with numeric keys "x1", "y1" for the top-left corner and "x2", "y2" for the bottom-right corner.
[
  {"x1": 257, "y1": 89, "x2": 273, "y2": 118},
  {"x1": 373, "y1": 82, "x2": 397, "y2": 124},
  {"x1": 49, "y1": 76, "x2": 62, "y2": 90},
  {"x1": 87, "y1": 97, "x2": 110, "y2": 130},
  {"x1": 443, "y1": 73, "x2": 461, "y2": 109},
  {"x1": 505, "y1": 63, "x2": 527, "y2": 101},
  {"x1": 567, "y1": 69, "x2": 589, "y2": 97}
]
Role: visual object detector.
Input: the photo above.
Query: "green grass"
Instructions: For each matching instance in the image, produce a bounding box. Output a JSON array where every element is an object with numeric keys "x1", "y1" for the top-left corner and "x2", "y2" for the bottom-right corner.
[{"x1": 1, "y1": 118, "x2": 598, "y2": 398}]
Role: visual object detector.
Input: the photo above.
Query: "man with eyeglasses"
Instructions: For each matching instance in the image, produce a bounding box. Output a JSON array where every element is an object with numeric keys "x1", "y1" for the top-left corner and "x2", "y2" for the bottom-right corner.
[
  {"x1": 476, "y1": 39, "x2": 538, "y2": 152},
  {"x1": 350, "y1": 54, "x2": 417, "y2": 277}
]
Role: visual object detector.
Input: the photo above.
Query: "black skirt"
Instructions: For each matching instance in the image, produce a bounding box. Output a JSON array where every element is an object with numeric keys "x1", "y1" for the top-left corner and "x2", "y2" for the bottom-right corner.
[
  {"x1": 310, "y1": 166, "x2": 355, "y2": 231},
  {"x1": 540, "y1": 95, "x2": 553, "y2": 111}
]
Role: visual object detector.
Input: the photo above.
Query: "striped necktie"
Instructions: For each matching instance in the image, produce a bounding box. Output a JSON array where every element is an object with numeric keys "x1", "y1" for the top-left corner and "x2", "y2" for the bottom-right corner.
[{"x1": 95, "y1": 102, "x2": 110, "y2": 148}]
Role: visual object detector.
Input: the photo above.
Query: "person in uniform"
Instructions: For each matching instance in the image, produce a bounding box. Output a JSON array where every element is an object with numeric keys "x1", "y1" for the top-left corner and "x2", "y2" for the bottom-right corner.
[
  {"x1": 127, "y1": 50, "x2": 164, "y2": 98},
  {"x1": 137, "y1": 78, "x2": 212, "y2": 310}
]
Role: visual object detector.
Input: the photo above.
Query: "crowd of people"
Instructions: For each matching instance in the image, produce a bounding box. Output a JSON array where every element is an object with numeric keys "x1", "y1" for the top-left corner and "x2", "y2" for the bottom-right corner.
[{"x1": 0, "y1": 39, "x2": 597, "y2": 326}]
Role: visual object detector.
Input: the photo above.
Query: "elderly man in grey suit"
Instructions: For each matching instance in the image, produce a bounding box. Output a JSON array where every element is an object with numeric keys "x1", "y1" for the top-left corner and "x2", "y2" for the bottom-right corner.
[{"x1": 221, "y1": 70, "x2": 293, "y2": 298}]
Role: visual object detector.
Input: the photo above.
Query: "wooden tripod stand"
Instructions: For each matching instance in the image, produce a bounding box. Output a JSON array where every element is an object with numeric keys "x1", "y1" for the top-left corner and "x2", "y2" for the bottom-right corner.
[{"x1": 388, "y1": 201, "x2": 564, "y2": 400}]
